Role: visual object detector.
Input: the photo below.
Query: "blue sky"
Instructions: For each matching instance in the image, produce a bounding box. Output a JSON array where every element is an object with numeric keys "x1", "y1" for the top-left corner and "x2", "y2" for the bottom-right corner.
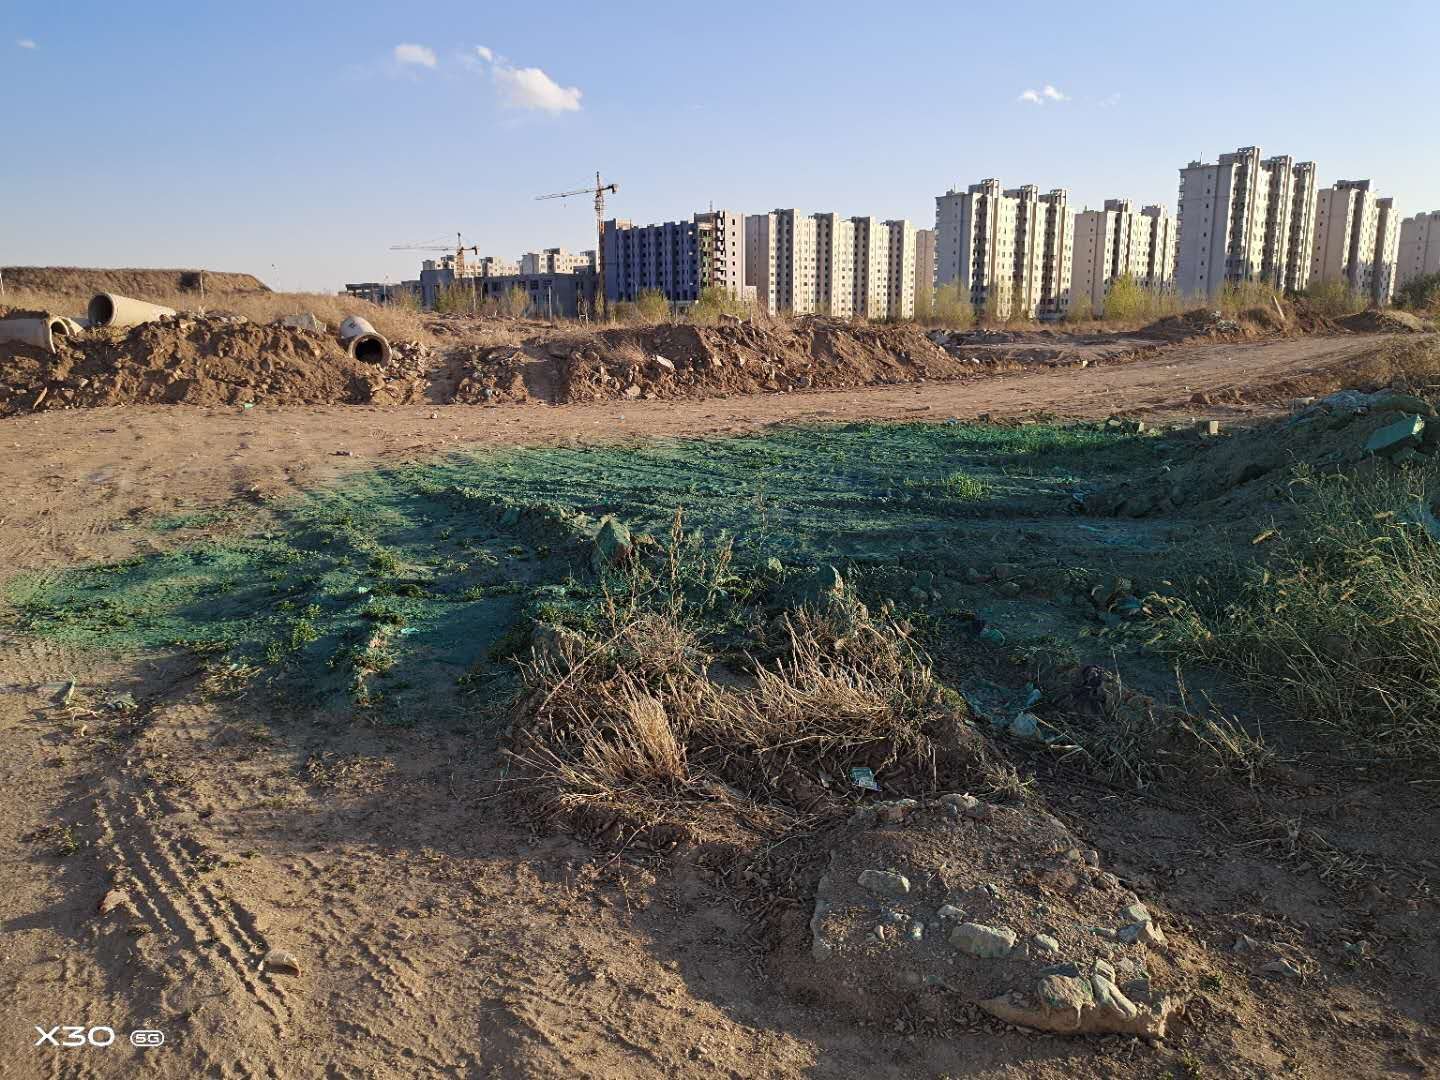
[{"x1": 4, "y1": 0, "x2": 1436, "y2": 292}]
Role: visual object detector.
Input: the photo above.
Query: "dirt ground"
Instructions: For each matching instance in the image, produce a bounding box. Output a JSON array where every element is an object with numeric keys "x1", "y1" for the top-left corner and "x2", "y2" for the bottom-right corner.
[{"x1": 2, "y1": 330, "x2": 1438, "y2": 1079}]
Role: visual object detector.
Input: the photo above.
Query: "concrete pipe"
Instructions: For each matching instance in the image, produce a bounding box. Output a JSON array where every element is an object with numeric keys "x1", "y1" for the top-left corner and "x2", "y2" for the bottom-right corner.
[
  {"x1": 337, "y1": 315, "x2": 392, "y2": 365},
  {"x1": 0, "y1": 315, "x2": 80, "y2": 354},
  {"x1": 87, "y1": 292, "x2": 177, "y2": 328}
]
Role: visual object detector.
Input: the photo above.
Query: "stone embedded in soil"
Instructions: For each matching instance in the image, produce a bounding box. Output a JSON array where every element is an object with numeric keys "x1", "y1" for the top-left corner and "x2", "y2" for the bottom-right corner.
[
  {"x1": 1263, "y1": 958, "x2": 1303, "y2": 978},
  {"x1": 591, "y1": 516, "x2": 633, "y2": 571},
  {"x1": 1364, "y1": 413, "x2": 1425, "y2": 455},
  {"x1": 1032, "y1": 933, "x2": 1060, "y2": 954},
  {"x1": 1122, "y1": 902, "x2": 1152, "y2": 923},
  {"x1": 981, "y1": 960, "x2": 1176, "y2": 1038},
  {"x1": 1118, "y1": 920, "x2": 1167, "y2": 948},
  {"x1": 857, "y1": 869, "x2": 911, "y2": 897},
  {"x1": 261, "y1": 949, "x2": 303, "y2": 976},
  {"x1": 948, "y1": 922, "x2": 1017, "y2": 958},
  {"x1": 938, "y1": 793, "x2": 992, "y2": 821}
]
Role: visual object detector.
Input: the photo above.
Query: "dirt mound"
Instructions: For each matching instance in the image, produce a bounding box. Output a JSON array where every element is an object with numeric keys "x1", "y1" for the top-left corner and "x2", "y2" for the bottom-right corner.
[
  {"x1": 552, "y1": 318, "x2": 1002, "y2": 403},
  {"x1": 1138, "y1": 308, "x2": 1248, "y2": 343},
  {"x1": 0, "y1": 316, "x2": 374, "y2": 412},
  {"x1": 775, "y1": 794, "x2": 1180, "y2": 1037},
  {"x1": 1, "y1": 266, "x2": 269, "y2": 298},
  {"x1": 1086, "y1": 384, "x2": 1440, "y2": 519},
  {"x1": 1339, "y1": 309, "x2": 1429, "y2": 334}
]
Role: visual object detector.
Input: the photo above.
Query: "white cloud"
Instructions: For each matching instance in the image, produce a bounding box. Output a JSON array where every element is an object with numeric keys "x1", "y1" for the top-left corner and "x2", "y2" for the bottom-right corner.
[
  {"x1": 394, "y1": 43, "x2": 437, "y2": 69},
  {"x1": 1018, "y1": 84, "x2": 1068, "y2": 105},
  {"x1": 493, "y1": 64, "x2": 582, "y2": 113},
  {"x1": 1099, "y1": 92, "x2": 1122, "y2": 108},
  {"x1": 470, "y1": 46, "x2": 582, "y2": 114},
  {"x1": 16, "y1": 38, "x2": 37, "y2": 49}
]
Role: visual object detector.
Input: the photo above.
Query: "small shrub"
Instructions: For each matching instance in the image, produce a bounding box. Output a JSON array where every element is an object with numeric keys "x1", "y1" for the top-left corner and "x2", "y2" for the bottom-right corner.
[
  {"x1": 1300, "y1": 279, "x2": 1366, "y2": 317},
  {"x1": 634, "y1": 289, "x2": 670, "y2": 323},
  {"x1": 932, "y1": 282, "x2": 974, "y2": 328},
  {"x1": 1396, "y1": 271, "x2": 1440, "y2": 313}
]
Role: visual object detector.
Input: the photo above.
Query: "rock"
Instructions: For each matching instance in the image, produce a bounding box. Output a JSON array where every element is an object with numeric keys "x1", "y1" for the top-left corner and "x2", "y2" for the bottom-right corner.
[
  {"x1": 1093, "y1": 958, "x2": 1116, "y2": 982},
  {"x1": 1032, "y1": 933, "x2": 1061, "y2": 954},
  {"x1": 938, "y1": 793, "x2": 992, "y2": 821},
  {"x1": 982, "y1": 965, "x2": 1176, "y2": 1038},
  {"x1": 1364, "y1": 413, "x2": 1425, "y2": 455},
  {"x1": 1009, "y1": 712, "x2": 1041, "y2": 741},
  {"x1": 1090, "y1": 973, "x2": 1138, "y2": 1019},
  {"x1": 799, "y1": 564, "x2": 846, "y2": 605},
  {"x1": 97, "y1": 889, "x2": 128, "y2": 916},
  {"x1": 276, "y1": 313, "x2": 325, "y2": 333},
  {"x1": 652, "y1": 355, "x2": 675, "y2": 372},
  {"x1": 624, "y1": 384, "x2": 642, "y2": 399},
  {"x1": 1263, "y1": 958, "x2": 1302, "y2": 978},
  {"x1": 1118, "y1": 920, "x2": 1166, "y2": 947},
  {"x1": 591, "y1": 516, "x2": 633, "y2": 572},
  {"x1": 261, "y1": 949, "x2": 303, "y2": 976},
  {"x1": 948, "y1": 921, "x2": 1017, "y2": 958},
  {"x1": 857, "y1": 869, "x2": 911, "y2": 897},
  {"x1": 1122, "y1": 902, "x2": 1151, "y2": 923},
  {"x1": 876, "y1": 799, "x2": 919, "y2": 824},
  {"x1": 991, "y1": 563, "x2": 1019, "y2": 581},
  {"x1": 1232, "y1": 934, "x2": 1262, "y2": 953},
  {"x1": 937, "y1": 904, "x2": 965, "y2": 920},
  {"x1": 978, "y1": 626, "x2": 1006, "y2": 646}
]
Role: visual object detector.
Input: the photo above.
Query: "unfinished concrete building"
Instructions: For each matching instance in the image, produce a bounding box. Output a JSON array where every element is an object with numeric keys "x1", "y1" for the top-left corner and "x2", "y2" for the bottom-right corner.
[
  {"x1": 913, "y1": 228, "x2": 936, "y2": 310},
  {"x1": 935, "y1": 180, "x2": 1072, "y2": 320},
  {"x1": 813, "y1": 213, "x2": 856, "y2": 317},
  {"x1": 1174, "y1": 146, "x2": 1318, "y2": 299},
  {"x1": 1398, "y1": 211, "x2": 1440, "y2": 289},
  {"x1": 1072, "y1": 200, "x2": 1176, "y2": 313},
  {"x1": 1311, "y1": 181, "x2": 1401, "y2": 304},
  {"x1": 745, "y1": 209, "x2": 817, "y2": 314},
  {"x1": 884, "y1": 219, "x2": 917, "y2": 319}
]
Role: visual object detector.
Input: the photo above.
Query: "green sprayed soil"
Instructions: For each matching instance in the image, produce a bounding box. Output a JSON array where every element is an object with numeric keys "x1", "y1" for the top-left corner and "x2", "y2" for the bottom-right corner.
[{"x1": 8, "y1": 422, "x2": 1163, "y2": 721}]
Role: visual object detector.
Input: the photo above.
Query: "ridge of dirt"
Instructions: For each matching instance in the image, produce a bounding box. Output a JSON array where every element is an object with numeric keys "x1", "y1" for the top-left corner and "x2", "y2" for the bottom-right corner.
[{"x1": 0, "y1": 266, "x2": 270, "y2": 297}]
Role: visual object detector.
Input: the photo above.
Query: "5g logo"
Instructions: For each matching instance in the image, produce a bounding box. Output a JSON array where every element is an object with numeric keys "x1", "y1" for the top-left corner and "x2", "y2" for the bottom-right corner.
[{"x1": 34, "y1": 1026, "x2": 116, "y2": 1048}]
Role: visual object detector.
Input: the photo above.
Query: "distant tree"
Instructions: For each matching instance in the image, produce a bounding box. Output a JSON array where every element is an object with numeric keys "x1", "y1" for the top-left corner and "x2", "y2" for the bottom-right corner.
[
  {"x1": 634, "y1": 289, "x2": 671, "y2": 323},
  {"x1": 912, "y1": 283, "x2": 934, "y2": 321},
  {"x1": 932, "y1": 282, "x2": 974, "y2": 328},
  {"x1": 1102, "y1": 274, "x2": 1150, "y2": 322},
  {"x1": 1065, "y1": 294, "x2": 1094, "y2": 323},
  {"x1": 1396, "y1": 272, "x2": 1440, "y2": 313},
  {"x1": 433, "y1": 283, "x2": 475, "y2": 314},
  {"x1": 498, "y1": 285, "x2": 530, "y2": 318},
  {"x1": 687, "y1": 286, "x2": 751, "y2": 325},
  {"x1": 1298, "y1": 278, "x2": 1365, "y2": 317}
]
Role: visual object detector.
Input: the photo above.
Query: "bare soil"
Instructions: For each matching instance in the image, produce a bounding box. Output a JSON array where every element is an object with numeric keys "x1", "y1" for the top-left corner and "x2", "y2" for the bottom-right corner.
[
  {"x1": 0, "y1": 266, "x2": 270, "y2": 298},
  {"x1": 1, "y1": 330, "x2": 1437, "y2": 1079}
]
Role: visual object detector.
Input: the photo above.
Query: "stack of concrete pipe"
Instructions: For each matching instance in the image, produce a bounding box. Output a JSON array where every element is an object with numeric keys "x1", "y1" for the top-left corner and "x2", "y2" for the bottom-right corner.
[{"x1": 0, "y1": 314, "x2": 85, "y2": 354}]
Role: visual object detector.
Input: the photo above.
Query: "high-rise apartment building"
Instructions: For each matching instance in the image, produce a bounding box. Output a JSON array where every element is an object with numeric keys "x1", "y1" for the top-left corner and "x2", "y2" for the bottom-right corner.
[
  {"x1": 694, "y1": 210, "x2": 747, "y2": 299},
  {"x1": 813, "y1": 212, "x2": 856, "y2": 317},
  {"x1": 602, "y1": 212, "x2": 749, "y2": 306},
  {"x1": 519, "y1": 248, "x2": 596, "y2": 275},
  {"x1": 1174, "y1": 146, "x2": 1318, "y2": 298},
  {"x1": 1072, "y1": 200, "x2": 1177, "y2": 312},
  {"x1": 935, "y1": 179, "x2": 1072, "y2": 319},
  {"x1": 850, "y1": 216, "x2": 890, "y2": 319},
  {"x1": 1311, "y1": 181, "x2": 1400, "y2": 304},
  {"x1": 884, "y1": 219, "x2": 917, "y2": 320},
  {"x1": 1398, "y1": 211, "x2": 1440, "y2": 289},
  {"x1": 744, "y1": 209, "x2": 817, "y2": 314},
  {"x1": 913, "y1": 228, "x2": 936, "y2": 309}
]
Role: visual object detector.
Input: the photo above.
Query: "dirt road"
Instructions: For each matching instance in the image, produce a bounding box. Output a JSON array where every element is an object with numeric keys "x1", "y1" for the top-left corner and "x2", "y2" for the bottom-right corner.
[{"x1": 0, "y1": 333, "x2": 1399, "y2": 573}]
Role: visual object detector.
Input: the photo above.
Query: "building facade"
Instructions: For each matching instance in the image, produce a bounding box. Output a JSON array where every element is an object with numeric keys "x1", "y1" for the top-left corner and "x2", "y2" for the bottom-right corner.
[
  {"x1": 813, "y1": 212, "x2": 856, "y2": 317},
  {"x1": 884, "y1": 219, "x2": 917, "y2": 319},
  {"x1": 935, "y1": 179, "x2": 1072, "y2": 320},
  {"x1": 1175, "y1": 146, "x2": 1318, "y2": 299},
  {"x1": 694, "y1": 210, "x2": 747, "y2": 299},
  {"x1": 744, "y1": 209, "x2": 818, "y2": 314},
  {"x1": 1311, "y1": 180, "x2": 1400, "y2": 304},
  {"x1": 476, "y1": 271, "x2": 598, "y2": 318},
  {"x1": 1072, "y1": 199, "x2": 1176, "y2": 313},
  {"x1": 850, "y1": 216, "x2": 890, "y2": 318},
  {"x1": 1398, "y1": 211, "x2": 1440, "y2": 289},
  {"x1": 913, "y1": 228, "x2": 936, "y2": 310}
]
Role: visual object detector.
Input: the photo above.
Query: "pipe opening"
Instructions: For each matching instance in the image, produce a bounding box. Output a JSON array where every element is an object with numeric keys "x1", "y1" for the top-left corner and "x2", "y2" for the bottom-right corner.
[
  {"x1": 351, "y1": 335, "x2": 390, "y2": 365},
  {"x1": 49, "y1": 318, "x2": 71, "y2": 337},
  {"x1": 87, "y1": 295, "x2": 116, "y2": 326}
]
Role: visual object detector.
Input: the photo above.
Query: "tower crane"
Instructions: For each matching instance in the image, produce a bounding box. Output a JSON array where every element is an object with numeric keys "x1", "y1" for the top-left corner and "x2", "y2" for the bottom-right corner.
[
  {"x1": 536, "y1": 173, "x2": 618, "y2": 319},
  {"x1": 390, "y1": 232, "x2": 479, "y2": 278}
]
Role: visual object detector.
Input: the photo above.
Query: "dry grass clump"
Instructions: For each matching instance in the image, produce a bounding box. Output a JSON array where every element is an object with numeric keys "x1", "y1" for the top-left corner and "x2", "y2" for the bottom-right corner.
[
  {"x1": 1167, "y1": 464, "x2": 1440, "y2": 754},
  {"x1": 3, "y1": 286, "x2": 433, "y2": 343},
  {"x1": 506, "y1": 588, "x2": 990, "y2": 852}
]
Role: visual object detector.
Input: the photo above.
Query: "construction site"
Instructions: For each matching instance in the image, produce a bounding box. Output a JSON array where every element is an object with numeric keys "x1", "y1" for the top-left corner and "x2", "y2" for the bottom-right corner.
[{"x1": 0, "y1": 254, "x2": 1437, "y2": 1078}]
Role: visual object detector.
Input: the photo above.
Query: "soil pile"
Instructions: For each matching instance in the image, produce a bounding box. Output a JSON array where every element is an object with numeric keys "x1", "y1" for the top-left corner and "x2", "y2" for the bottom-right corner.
[
  {"x1": 776, "y1": 794, "x2": 1181, "y2": 1037},
  {"x1": 0, "y1": 266, "x2": 269, "y2": 297},
  {"x1": 1138, "y1": 308, "x2": 1249, "y2": 343},
  {"x1": 553, "y1": 318, "x2": 995, "y2": 403},
  {"x1": 0, "y1": 317, "x2": 374, "y2": 412},
  {"x1": 1338, "y1": 309, "x2": 1430, "y2": 334},
  {"x1": 1086, "y1": 384, "x2": 1440, "y2": 519}
]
